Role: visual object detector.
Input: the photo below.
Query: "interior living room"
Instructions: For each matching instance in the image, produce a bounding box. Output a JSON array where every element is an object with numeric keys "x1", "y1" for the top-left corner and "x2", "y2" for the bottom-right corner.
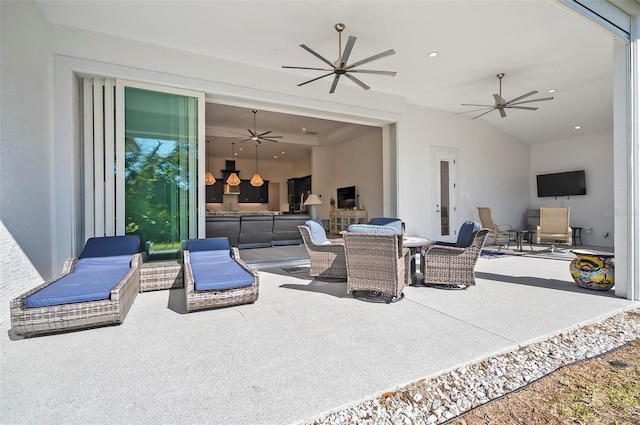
[{"x1": 1, "y1": 0, "x2": 639, "y2": 315}]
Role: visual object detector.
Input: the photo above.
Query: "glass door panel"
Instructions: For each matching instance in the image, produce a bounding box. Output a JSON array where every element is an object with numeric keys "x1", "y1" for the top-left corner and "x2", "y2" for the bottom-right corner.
[{"x1": 123, "y1": 86, "x2": 199, "y2": 260}]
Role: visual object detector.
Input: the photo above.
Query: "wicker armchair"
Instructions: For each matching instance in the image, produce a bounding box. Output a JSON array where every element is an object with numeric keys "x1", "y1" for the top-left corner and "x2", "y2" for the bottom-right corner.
[
  {"x1": 343, "y1": 230, "x2": 410, "y2": 301},
  {"x1": 421, "y1": 227, "x2": 490, "y2": 289},
  {"x1": 298, "y1": 225, "x2": 347, "y2": 279}
]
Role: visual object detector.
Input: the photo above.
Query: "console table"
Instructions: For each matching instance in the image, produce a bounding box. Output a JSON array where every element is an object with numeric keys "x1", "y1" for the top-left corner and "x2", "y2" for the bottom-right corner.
[{"x1": 329, "y1": 210, "x2": 368, "y2": 236}]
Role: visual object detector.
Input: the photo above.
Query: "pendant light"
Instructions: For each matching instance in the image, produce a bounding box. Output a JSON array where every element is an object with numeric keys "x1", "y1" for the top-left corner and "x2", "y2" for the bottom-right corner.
[
  {"x1": 250, "y1": 144, "x2": 264, "y2": 187},
  {"x1": 226, "y1": 142, "x2": 241, "y2": 186},
  {"x1": 205, "y1": 140, "x2": 216, "y2": 185}
]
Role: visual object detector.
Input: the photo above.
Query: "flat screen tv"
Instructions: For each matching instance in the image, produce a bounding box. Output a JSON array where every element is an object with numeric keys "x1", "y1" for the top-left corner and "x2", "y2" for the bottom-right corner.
[
  {"x1": 337, "y1": 185, "x2": 356, "y2": 209},
  {"x1": 536, "y1": 170, "x2": 586, "y2": 197}
]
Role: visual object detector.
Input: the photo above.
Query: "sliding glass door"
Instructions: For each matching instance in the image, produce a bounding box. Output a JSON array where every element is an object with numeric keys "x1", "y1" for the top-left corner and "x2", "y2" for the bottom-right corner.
[{"x1": 117, "y1": 81, "x2": 204, "y2": 260}]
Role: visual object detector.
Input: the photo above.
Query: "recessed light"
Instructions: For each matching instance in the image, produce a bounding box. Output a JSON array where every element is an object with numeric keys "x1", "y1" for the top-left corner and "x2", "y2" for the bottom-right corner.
[
  {"x1": 428, "y1": 51, "x2": 438, "y2": 58},
  {"x1": 548, "y1": 89, "x2": 556, "y2": 93},
  {"x1": 574, "y1": 125, "x2": 581, "y2": 130},
  {"x1": 302, "y1": 128, "x2": 306, "y2": 131},
  {"x1": 238, "y1": 148, "x2": 243, "y2": 151},
  {"x1": 273, "y1": 155, "x2": 278, "y2": 158},
  {"x1": 281, "y1": 151, "x2": 285, "y2": 154}
]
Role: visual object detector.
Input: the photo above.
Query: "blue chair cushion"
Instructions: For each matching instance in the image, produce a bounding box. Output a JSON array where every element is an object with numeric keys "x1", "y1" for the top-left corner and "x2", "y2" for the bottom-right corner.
[
  {"x1": 187, "y1": 237, "x2": 231, "y2": 253},
  {"x1": 190, "y1": 252, "x2": 254, "y2": 291},
  {"x1": 79, "y1": 235, "x2": 140, "y2": 258},
  {"x1": 347, "y1": 224, "x2": 398, "y2": 235},
  {"x1": 305, "y1": 220, "x2": 328, "y2": 244},
  {"x1": 370, "y1": 217, "x2": 403, "y2": 233},
  {"x1": 456, "y1": 221, "x2": 482, "y2": 247},
  {"x1": 26, "y1": 259, "x2": 132, "y2": 308}
]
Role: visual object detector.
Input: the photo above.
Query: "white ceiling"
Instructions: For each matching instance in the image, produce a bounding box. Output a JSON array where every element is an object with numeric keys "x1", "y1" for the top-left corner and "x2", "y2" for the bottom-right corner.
[{"x1": 37, "y1": 0, "x2": 622, "y2": 158}]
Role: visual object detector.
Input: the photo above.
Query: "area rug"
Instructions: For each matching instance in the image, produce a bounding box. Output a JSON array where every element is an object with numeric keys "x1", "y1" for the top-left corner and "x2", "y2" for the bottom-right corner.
[
  {"x1": 480, "y1": 249, "x2": 508, "y2": 259},
  {"x1": 281, "y1": 265, "x2": 311, "y2": 275}
]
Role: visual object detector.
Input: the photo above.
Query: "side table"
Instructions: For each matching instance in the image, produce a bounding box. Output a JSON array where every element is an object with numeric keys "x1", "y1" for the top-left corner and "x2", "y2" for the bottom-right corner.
[
  {"x1": 140, "y1": 260, "x2": 183, "y2": 292},
  {"x1": 506, "y1": 230, "x2": 533, "y2": 252},
  {"x1": 572, "y1": 227, "x2": 583, "y2": 246}
]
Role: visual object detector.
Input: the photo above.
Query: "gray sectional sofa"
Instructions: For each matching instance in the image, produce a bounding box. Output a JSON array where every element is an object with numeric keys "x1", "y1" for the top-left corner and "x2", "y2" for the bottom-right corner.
[{"x1": 206, "y1": 214, "x2": 311, "y2": 248}]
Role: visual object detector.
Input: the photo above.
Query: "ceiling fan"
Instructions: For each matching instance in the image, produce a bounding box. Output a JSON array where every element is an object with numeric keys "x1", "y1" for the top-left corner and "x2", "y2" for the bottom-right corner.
[
  {"x1": 458, "y1": 73, "x2": 554, "y2": 119},
  {"x1": 282, "y1": 23, "x2": 396, "y2": 93},
  {"x1": 230, "y1": 109, "x2": 282, "y2": 144}
]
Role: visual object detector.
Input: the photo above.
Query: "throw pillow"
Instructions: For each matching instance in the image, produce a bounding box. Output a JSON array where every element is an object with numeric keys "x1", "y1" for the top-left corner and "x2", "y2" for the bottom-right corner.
[
  {"x1": 305, "y1": 220, "x2": 328, "y2": 245},
  {"x1": 455, "y1": 221, "x2": 482, "y2": 247}
]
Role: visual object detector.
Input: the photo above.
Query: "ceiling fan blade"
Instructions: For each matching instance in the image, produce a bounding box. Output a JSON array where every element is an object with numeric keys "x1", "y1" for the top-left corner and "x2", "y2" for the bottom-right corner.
[
  {"x1": 499, "y1": 108, "x2": 507, "y2": 118},
  {"x1": 258, "y1": 131, "x2": 272, "y2": 137},
  {"x1": 509, "y1": 96, "x2": 554, "y2": 106},
  {"x1": 238, "y1": 138, "x2": 253, "y2": 143},
  {"x1": 339, "y1": 36, "x2": 357, "y2": 68},
  {"x1": 261, "y1": 135, "x2": 282, "y2": 138},
  {"x1": 455, "y1": 107, "x2": 494, "y2": 115},
  {"x1": 505, "y1": 90, "x2": 538, "y2": 105},
  {"x1": 247, "y1": 129, "x2": 256, "y2": 137},
  {"x1": 349, "y1": 69, "x2": 397, "y2": 76},
  {"x1": 507, "y1": 106, "x2": 539, "y2": 110},
  {"x1": 260, "y1": 138, "x2": 280, "y2": 143},
  {"x1": 345, "y1": 49, "x2": 395, "y2": 70},
  {"x1": 344, "y1": 73, "x2": 370, "y2": 91},
  {"x1": 282, "y1": 65, "x2": 333, "y2": 71},
  {"x1": 329, "y1": 74, "x2": 341, "y2": 93},
  {"x1": 493, "y1": 94, "x2": 505, "y2": 105},
  {"x1": 300, "y1": 44, "x2": 335, "y2": 68},
  {"x1": 472, "y1": 109, "x2": 496, "y2": 119},
  {"x1": 461, "y1": 103, "x2": 494, "y2": 107},
  {"x1": 230, "y1": 131, "x2": 249, "y2": 136},
  {"x1": 298, "y1": 72, "x2": 335, "y2": 87}
]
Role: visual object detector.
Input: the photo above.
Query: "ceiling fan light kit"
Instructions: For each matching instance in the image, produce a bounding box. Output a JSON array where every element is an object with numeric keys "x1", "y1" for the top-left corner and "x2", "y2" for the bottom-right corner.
[
  {"x1": 282, "y1": 23, "x2": 396, "y2": 93},
  {"x1": 458, "y1": 73, "x2": 554, "y2": 119}
]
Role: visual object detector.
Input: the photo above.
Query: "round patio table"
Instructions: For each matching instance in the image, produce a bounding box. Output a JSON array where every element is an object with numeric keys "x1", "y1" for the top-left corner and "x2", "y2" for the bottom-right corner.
[{"x1": 403, "y1": 236, "x2": 433, "y2": 286}]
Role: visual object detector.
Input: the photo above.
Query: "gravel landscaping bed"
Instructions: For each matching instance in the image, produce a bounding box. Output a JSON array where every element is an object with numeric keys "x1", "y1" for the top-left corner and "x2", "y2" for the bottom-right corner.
[{"x1": 303, "y1": 308, "x2": 640, "y2": 425}]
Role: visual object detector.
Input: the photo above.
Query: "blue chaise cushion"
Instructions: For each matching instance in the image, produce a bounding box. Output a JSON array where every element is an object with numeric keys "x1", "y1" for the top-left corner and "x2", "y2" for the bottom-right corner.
[
  {"x1": 305, "y1": 220, "x2": 328, "y2": 245},
  {"x1": 26, "y1": 255, "x2": 133, "y2": 308},
  {"x1": 187, "y1": 238, "x2": 255, "y2": 291},
  {"x1": 79, "y1": 235, "x2": 140, "y2": 258}
]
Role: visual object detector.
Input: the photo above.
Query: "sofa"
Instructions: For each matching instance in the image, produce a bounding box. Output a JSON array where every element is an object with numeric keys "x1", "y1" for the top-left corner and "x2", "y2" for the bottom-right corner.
[{"x1": 206, "y1": 214, "x2": 311, "y2": 248}]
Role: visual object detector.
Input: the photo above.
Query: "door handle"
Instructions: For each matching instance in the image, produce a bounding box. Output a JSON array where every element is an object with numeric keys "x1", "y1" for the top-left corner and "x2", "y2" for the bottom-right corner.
[{"x1": 436, "y1": 209, "x2": 440, "y2": 213}]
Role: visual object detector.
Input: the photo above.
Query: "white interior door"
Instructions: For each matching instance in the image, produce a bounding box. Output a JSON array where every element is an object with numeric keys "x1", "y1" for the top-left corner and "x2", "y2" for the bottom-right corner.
[{"x1": 432, "y1": 147, "x2": 457, "y2": 242}]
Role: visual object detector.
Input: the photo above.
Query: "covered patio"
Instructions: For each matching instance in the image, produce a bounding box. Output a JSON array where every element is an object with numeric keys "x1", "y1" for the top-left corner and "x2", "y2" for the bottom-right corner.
[{"x1": 1, "y1": 250, "x2": 637, "y2": 425}]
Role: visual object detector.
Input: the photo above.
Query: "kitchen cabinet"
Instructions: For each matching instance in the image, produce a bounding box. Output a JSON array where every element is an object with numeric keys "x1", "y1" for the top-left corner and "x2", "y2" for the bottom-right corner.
[
  {"x1": 238, "y1": 180, "x2": 269, "y2": 203},
  {"x1": 205, "y1": 180, "x2": 224, "y2": 203}
]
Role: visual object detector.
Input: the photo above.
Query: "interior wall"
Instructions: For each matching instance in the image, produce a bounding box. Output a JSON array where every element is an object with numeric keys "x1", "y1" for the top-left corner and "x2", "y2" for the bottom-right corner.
[
  {"x1": 0, "y1": 1, "x2": 53, "y2": 321},
  {"x1": 400, "y1": 104, "x2": 531, "y2": 239},
  {"x1": 313, "y1": 127, "x2": 384, "y2": 221},
  {"x1": 529, "y1": 130, "x2": 614, "y2": 247}
]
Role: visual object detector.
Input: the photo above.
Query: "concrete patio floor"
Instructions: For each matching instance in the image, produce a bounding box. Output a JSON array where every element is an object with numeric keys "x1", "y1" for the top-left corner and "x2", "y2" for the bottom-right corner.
[{"x1": 1, "y1": 248, "x2": 637, "y2": 425}]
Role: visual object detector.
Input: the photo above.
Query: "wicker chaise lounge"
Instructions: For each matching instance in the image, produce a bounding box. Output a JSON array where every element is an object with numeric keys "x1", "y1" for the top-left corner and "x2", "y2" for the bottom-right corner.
[
  {"x1": 421, "y1": 221, "x2": 490, "y2": 289},
  {"x1": 183, "y1": 237, "x2": 259, "y2": 312},
  {"x1": 298, "y1": 221, "x2": 347, "y2": 279},
  {"x1": 10, "y1": 235, "x2": 142, "y2": 337}
]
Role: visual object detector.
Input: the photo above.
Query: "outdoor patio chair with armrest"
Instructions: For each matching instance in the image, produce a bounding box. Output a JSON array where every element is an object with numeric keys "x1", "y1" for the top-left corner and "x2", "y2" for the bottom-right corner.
[
  {"x1": 343, "y1": 224, "x2": 410, "y2": 302},
  {"x1": 298, "y1": 221, "x2": 347, "y2": 279},
  {"x1": 421, "y1": 221, "x2": 490, "y2": 289},
  {"x1": 477, "y1": 207, "x2": 512, "y2": 247},
  {"x1": 10, "y1": 235, "x2": 142, "y2": 337},
  {"x1": 183, "y1": 237, "x2": 259, "y2": 312}
]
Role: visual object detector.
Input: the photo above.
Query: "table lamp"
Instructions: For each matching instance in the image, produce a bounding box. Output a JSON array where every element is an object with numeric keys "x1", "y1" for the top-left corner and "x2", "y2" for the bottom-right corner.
[{"x1": 303, "y1": 194, "x2": 322, "y2": 219}]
